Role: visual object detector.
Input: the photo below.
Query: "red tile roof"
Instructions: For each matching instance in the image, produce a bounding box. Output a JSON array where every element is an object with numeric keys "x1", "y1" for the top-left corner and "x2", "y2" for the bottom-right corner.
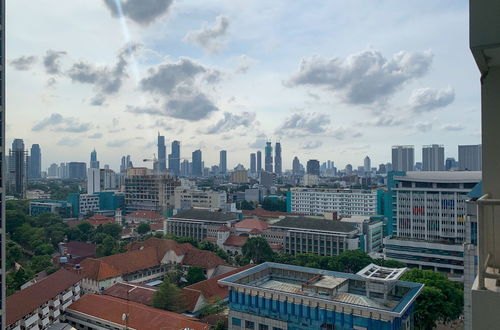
[
  {"x1": 79, "y1": 247, "x2": 161, "y2": 281},
  {"x1": 127, "y1": 238, "x2": 195, "y2": 257},
  {"x1": 68, "y1": 294, "x2": 209, "y2": 330},
  {"x1": 235, "y1": 217, "x2": 269, "y2": 230},
  {"x1": 60, "y1": 241, "x2": 96, "y2": 258},
  {"x1": 249, "y1": 228, "x2": 262, "y2": 235},
  {"x1": 103, "y1": 282, "x2": 157, "y2": 305},
  {"x1": 223, "y1": 235, "x2": 248, "y2": 247},
  {"x1": 242, "y1": 207, "x2": 304, "y2": 218},
  {"x1": 127, "y1": 210, "x2": 163, "y2": 220},
  {"x1": 182, "y1": 249, "x2": 230, "y2": 269},
  {"x1": 85, "y1": 214, "x2": 115, "y2": 226},
  {"x1": 7, "y1": 269, "x2": 82, "y2": 326},
  {"x1": 182, "y1": 265, "x2": 255, "y2": 311}
]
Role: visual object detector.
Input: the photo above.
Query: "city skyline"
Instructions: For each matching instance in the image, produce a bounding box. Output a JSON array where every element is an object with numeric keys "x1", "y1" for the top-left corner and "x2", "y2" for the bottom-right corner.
[{"x1": 7, "y1": 1, "x2": 480, "y2": 170}]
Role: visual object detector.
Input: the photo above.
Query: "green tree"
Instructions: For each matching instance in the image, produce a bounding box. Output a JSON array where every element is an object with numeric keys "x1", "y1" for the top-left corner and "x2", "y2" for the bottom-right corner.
[
  {"x1": 186, "y1": 266, "x2": 206, "y2": 285},
  {"x1": 401, "y1": 269, "x2": 463, "y2": 330},
  {"x1": 34, "y1": 243, "x2": 54, "y2": 256},
  {"x1": 337, "y1": 250, "x2": 372, "y2": 273},
  {"x1": 236, "y1": 200, "x2": 255, "y2": 210},
  {"x1": 6, "y1": 241, "x2": 23, "y2": 268},
  {"x1": 76, "y1": 222, "x2": 94, "y2": 241},
  {"x1": 242, "y1": 237, "x2": 274, "y2": 264},
  {"x1": 137, "y1": 223, "x2": 151, "y2": 235},
  {"x1": 213, "y1": 319, "x2": 225, "y2": 330},
  {"x1": 261, "y1": 198, "x2": 286, "y2": 212},
  {"x1": 99, "y1": 223, "x2": 122, "y2": 239},
  {"x1": 198, "y1": 298, "x2": 226, "y2": 317},
  {"x1": 151, "y1": 279, "x2": 185, "y2": 312},
  {"x1": 96, "y1": 236, "x2": 120, "y2": 257},
  {"x1": 30, "y1": 255, "x2": 53, "y2": 273},
  {"x1": 6, "y1": 210, "x2": 28, "y2": 234},
  {"x1": 7, "y1": 268, "x2": 34, "y2": 295}
]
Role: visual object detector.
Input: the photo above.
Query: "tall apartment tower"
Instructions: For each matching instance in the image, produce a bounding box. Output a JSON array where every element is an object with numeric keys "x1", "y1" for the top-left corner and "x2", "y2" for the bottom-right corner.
[
  {"x1": 363, "y1": 156, "x2": 371, "y2": 173},
  {"x1": 250, "y1": 153, "x2": 256, "y2": 174},
  {"x1": 28, "y1": 144, "x2": 41, "y2": 179},
  {"x1": 219, "y1": 150, "x2": 227, "y2": 174},
  {"x1": 9, "y1": 139, "x2": 27, "y2": 197},
  {"x1": 256, "y1": 151, "x2": 262, "y2": 172},
  {"x1": 422, "y1": 144, "x2": 445, "y2": 171},
  {"x1": 90, "y1": 149, "x2": 99, "y2": 169},
  {"x1": 274, "y1": 142, "x2": 282, "y2": 175},
  {"x1": 1, "y1": 2, "x2": 5, "y2": 326},
  {"x1": 192, "y1": 150, "x2": 202, "y2": 177},
  {"x1": 458, "y1": 144, "x2": 482, "y2": 171},
  {"x1": 265, "y1": 142, "x2": 273, "y2": 172},
  {"x1": 157, "y1": 133, "x2": 166, "y2": 172},
  {"x1": 391, "y1": 145, "x2": 415, "y2": 171},
  {"x1": 169, "y1": 140, "x2": 181, "y2": 176}
]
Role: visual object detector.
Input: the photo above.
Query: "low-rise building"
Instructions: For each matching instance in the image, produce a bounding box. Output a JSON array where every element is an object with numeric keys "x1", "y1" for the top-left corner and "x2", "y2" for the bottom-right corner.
[
  {"x1": 29, "y1": 200, "x2": 73, "y2": 218},
  {"x1": 220, "y1": 262, "x2": 423, "y2": 330},
  {"x1": 287, "y1": 188, "x2": 378, "y2": 216},
  {"x1": 6, "y1": 269, "x2": 82, "y2": 330},
  {"x1": 125, "y1": 210, "x2": 164, "y2": 223},
  {"x1": 341, "y1": 216, "x2": 384, "y2": 253},
  {"x1": 64, "y1": 294, "x2": 209, "y2": 330},
  {"x1": 174, "y1": 186, "x2": 227, "y2": 210},
  {"x1": 271, "y1": 216, "x2": 360, "y2": 256},
  {"x1": 165, "y1": 209, "x2": 240, "y2": 241}
]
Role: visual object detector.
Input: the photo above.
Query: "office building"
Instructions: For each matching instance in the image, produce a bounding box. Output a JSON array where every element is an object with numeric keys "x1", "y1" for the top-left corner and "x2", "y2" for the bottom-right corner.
[
  {"x1": 292, "y1": 156, "x2": 301, "y2": 175},
  {"x1": 345, "y1": 164, "x2": 353, "y2": 175},
  {"x1": 249, "y1": 153, "x2": 256, "y2": 174},
  {"x1": 306, "y1": 159, "x2": 320, "y2": 176},
  {"x1": 167, "y1": 140, "x2": 180, "y2": 176},
  {"x1": 220, "y1": 150, "x2": 227, "y2": 174},
  {"x1": 192, "y1": 149, "x2": 202, "y2": 177},
  {"x1": 174, "y1": 186, "x2": 227, "y2": 210},
  {"x1": 68, "y1": 162, "x2": 86, "y2": 180},
  {"x1": 422, "y1": 144, "x2": 445, "y2": 171},
  {"x1": 90, "y1": 148, "x2": 99, "y2": 169},
  {"x1": 120, "y1": 155, "x2": 133, "y2": 173},
  {"x1": 341, "y1": 216, "x2": 384, "y2": 253},
  {"x1": 259, "y1": 171, "x2": 275, "y2": 188},
  {"x1": 458, "y1": 144, "x2": 482, "y2": 171},
  {"x1": 364, "y1": 156, "x2": 371, "y2": 173},
  {"x1": 274, "y1": 142, "x2": 282, "y2": 175},
  {"x1": 391, "y1": 145, "x2": 414, "y2": 171},
  {"x1": 383, "y1": 171, "x2": 481, "y2": 279},
  {"x1": 87, "y1": 168, "x2": 100, "y2": 194},
  {"x1": 124, "y1": 167, "x2": 179, "y2": 214},
  {"x1": 287, "y1": 188, "x2": 378, "y2": 217},
  {"x1": 29, "y1": 200, "x2": 73, "y2": 218},
  {"x1": 445, "y1": 157, "x2": 458, "y2": 171},
  {"x1": 28, "y1": 144, "x2": 41, "y2": 179},
  {"x1": 256, "y1": 150, "x2": 262, "y2": 172},
  {"x1": 231, "y1": 168, "x2": 249, "y2": 184},
  {"x1": 221, "y1": 262, "x2": 422, "y2": 330},
  {"x1": 264, "y1": 142, "x2": 273, "y2": 172},
  {"x1": 8, "y1": 139, "x2": 27, "y2": 197},
  {"x1": 157, "y1": 133, "x2": 166, "y2": 172}
]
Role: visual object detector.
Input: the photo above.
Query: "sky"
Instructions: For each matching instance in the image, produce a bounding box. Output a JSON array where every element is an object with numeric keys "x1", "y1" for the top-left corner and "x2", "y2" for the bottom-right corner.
[{"x1": 7, "y1": 0, "x2": 481, "y2": 172}]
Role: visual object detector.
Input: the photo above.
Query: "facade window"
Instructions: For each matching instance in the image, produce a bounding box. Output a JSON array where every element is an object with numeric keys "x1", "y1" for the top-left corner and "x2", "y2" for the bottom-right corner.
[
  {"x1": 245, "y1": 320, "x2": 255, "y2": 329},
  {"x1": 259, "y1": 324, "x2": 269, "y2": 330},
  {"x1": 232, "y1": 318, "x2": 242, "y2": 326}
]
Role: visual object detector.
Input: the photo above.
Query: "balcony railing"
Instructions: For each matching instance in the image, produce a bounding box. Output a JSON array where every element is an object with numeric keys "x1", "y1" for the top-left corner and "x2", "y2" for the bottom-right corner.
[{"x1": 476, "y1": 194, "x2": 500, "y2": 290}]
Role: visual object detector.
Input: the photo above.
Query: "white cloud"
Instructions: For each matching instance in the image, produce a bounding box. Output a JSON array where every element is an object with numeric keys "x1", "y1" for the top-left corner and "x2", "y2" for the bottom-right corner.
[
  {"x1": 409, "y1": 87, "x2": 454, "y2": 112},
  {"x1": 184, "y1": 16, "x2": 230, "y2": 53}
]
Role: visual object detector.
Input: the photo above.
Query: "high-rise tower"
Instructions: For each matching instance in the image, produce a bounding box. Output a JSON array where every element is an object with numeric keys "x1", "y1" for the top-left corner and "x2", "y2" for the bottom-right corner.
[
  {"x1": 192, "y1": 150, "x2": 202, "y2": 177},
  {"x1": 265, "y1": 142, "x2": 273, "y2": 172},
  {"x1": 90, "y1": 148, "x2": 99, "y2": 169},
  {"x1": 220, "y1": 150, "x2": 227, "y2": 174},
  {"x1": 256, "y1": 151, "x2": 262, "y2": 172},
  {"x1": 157, "y1": 133, "x2": 166, "y2": 172},
  {"x1": 250, "y1": 153, "x2": 256, "y2": 174},
  {"x1": 391, "y1": 145, "x2": 415, "y2": 171},
  {"x1": 422, "y1": 144, "x2": 445, "y2": 171},
  {"x1": 274, "y1": 142, "x2": 282, "y2": 175},
  {"x1": 28, "y1": 144, "x2": 41, "y2": 179},
  {"x1": 169, "y1": 140, "x2": 181, "y2": 176}
]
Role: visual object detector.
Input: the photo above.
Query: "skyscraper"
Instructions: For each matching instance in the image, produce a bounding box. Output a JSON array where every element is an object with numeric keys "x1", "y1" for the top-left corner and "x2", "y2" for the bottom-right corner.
[
  {"x1": 28, "y1": 144, "x2": 41, "y2": 179},
  {"x1": 157, "y1": 133, "x2": 166, "y2": 172},
  {"x1": 458, "y1": 144, "x2": 482, "y2": 171},
  {"x1": 292, "y1": 156, "x2": 301, "y2": 175},
  {"x1": 169, "y1": 140, "x2": 181, "y2": 176},
  {"x1": 265, "y1": 142, "x2": 273, "y2": 172},
  {"x1": 274, "y1": 142, "x2": 282, "y2": 175},
  {"x1": 306, "y1": 159, "x2": 320, "y2": 176},
  {"x1": 220, "y1": 150, "x2": 227, "y2": 174},
  {"x1": 256, "y1": 151, "x2": 262, "y2": 172},
  {"x1": 68, "y1": 162, "x2": 87, "y2": 180},
  {"x1": 422, "y1": 144, "x2": 445, "y2": 171},
  {"x1": 391, "y1": 145, "x2": 415, "y2": 171},
  {"x1": 250, "y1": 153, "x2": 256, "y2": 174},
  {"x1": 90, "y1": 148, "x2": 99, "y2": 169},
  {"x1": 363, "y1": 156, "x2": 371, "y2": 173},
  {"x1": 9, "y1": 139, "x2": 27, "y2": 197},
  {"x1": 192, "y1": 150, "x2": 202, "y2": 177}
]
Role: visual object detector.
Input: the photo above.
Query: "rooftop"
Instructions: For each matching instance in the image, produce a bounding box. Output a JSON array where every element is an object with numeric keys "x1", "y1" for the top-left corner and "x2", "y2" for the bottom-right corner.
[
  {"x1": 67, "y1": 294, "x2": 209, "y2": 330},
  {"x1": 395, "y1": 171, "x2": 482, "y2": 183},
  {"x1": 127, "y1": 210, "x2": 163, "y2": 220},
  {"x1": 273, "y1": 216, "x2": 357, "y2": 233},
  {"x1": 235, "y1": 217, "x2": 269, "y2": 230},
  {"x1": 103, "y1": 282, "x2": 157, "y2": 305},
  {"x1": 7, "y1": 269, "x2": 82, "y2": 326},
  {"x1": 219, "y1": 262, "x2": 423, "y2": 316},
  {"x1": 171, "y1": 208, "x2": 238, "y2": 222}
]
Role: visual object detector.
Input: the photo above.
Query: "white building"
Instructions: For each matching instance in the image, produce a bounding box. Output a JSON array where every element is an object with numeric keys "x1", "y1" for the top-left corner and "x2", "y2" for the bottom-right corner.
[
  {"x1": 288, "y1": 188, "x2": 377, "y2": 217},
  {"x1": 174, "y1": 186, "x2": 227, "y2": 210},
  {"x1": 341, "y1": 216, "x2": 384, "y2": 253},
  {"x1": 86, "y1": 168, "x2": 100, "y2": 194},
  {"x1": 392, "y1": 145, "x2": 414, "y2": 172},
  {"x1": 302, "y1": 174, "x2": 319, "y2": 186},
  {"x1": 6, "y1": 269, "x2": 82, "y2": 330},
  {"x1": 79, "y1": 194, "x2": 99, "y2": 216},
  {"x1": 458, "y1": 144, "x2": 482, "y2": 171},
  {"x1": 422, "y1": 144, "x2": 445, "y2": 171}
]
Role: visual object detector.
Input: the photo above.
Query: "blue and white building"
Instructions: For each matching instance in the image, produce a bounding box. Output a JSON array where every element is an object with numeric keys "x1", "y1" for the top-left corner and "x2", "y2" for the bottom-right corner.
[{"x1": 219, "y1": 262, "x2": 423, "y2": 330}]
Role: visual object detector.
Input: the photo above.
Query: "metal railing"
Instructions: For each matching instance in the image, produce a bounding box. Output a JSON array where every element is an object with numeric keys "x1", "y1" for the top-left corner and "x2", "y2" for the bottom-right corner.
[{"x1": 476, "y1": 194, "x2": 500, "y2": 289}]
